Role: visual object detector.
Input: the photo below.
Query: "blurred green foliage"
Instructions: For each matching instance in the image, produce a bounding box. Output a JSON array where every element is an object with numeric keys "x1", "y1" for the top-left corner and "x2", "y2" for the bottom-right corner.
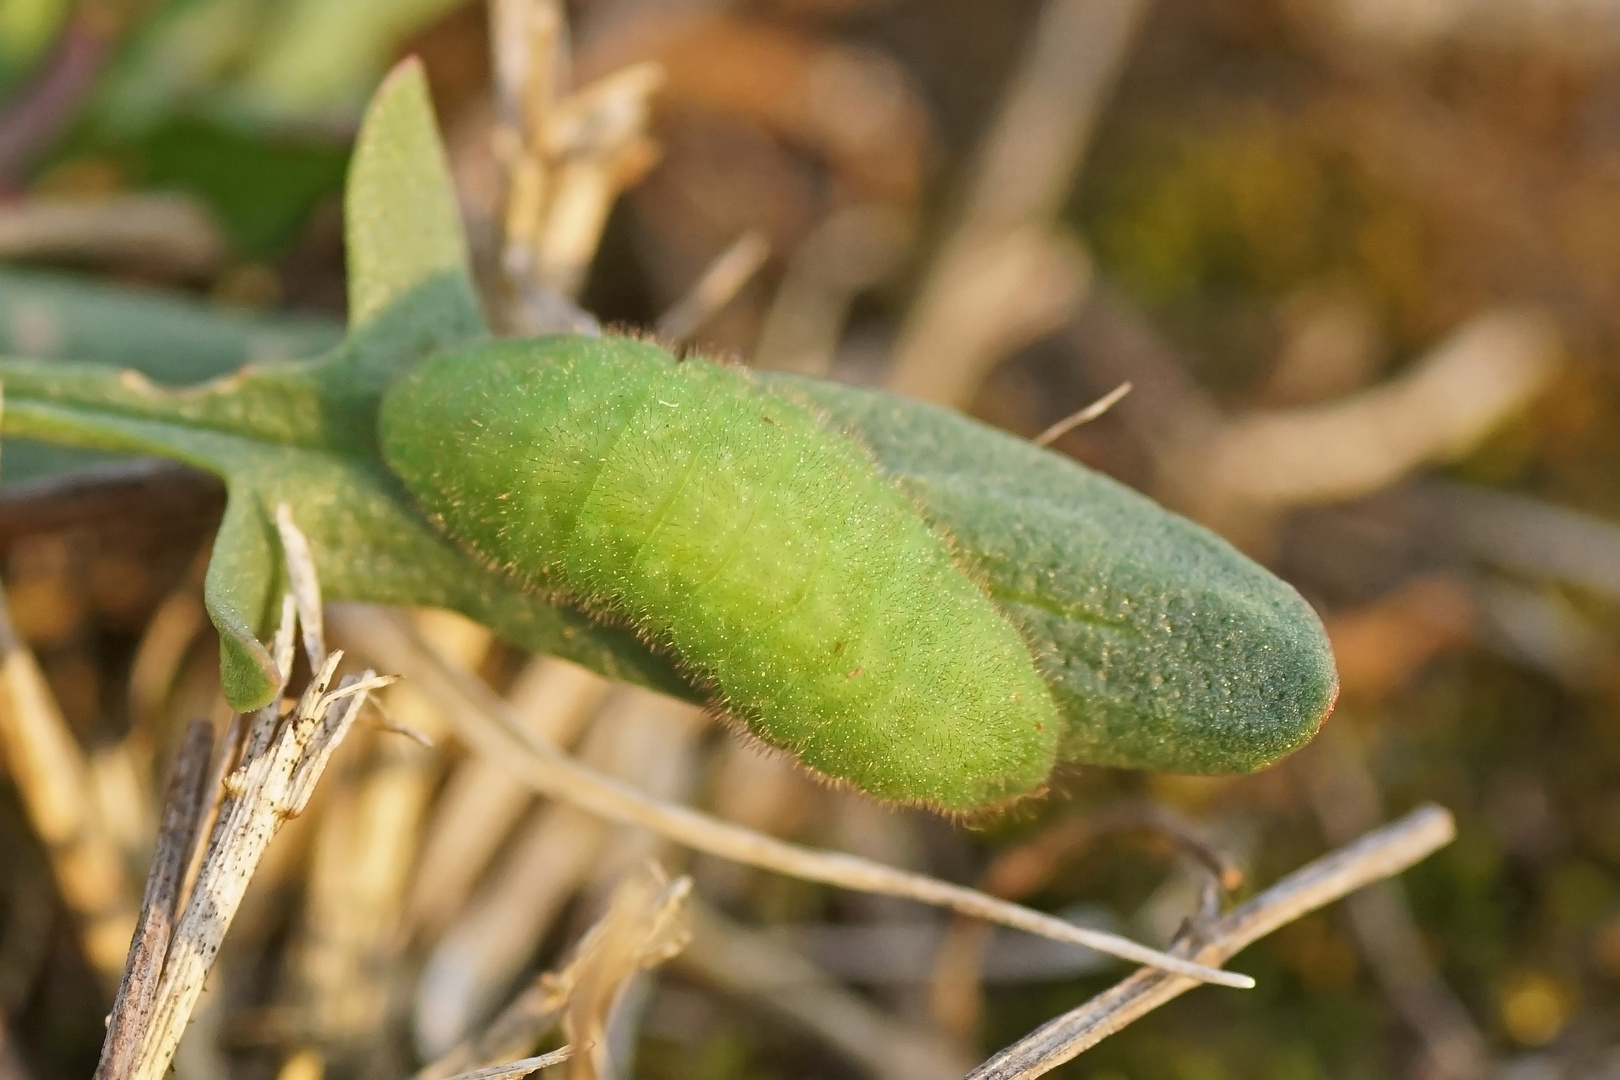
[
  {"x1": 92, "y1": 0, "x2": 468, "y2": 130},
  {"x1": 0, "y1": 0, "x2": 70, "y2": 96}
]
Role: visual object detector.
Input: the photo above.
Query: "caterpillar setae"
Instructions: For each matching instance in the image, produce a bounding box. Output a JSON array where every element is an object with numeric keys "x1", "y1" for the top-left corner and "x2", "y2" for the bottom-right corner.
[{"x1": 380, "y1": 335, "x2": 1064, "y2": 811}]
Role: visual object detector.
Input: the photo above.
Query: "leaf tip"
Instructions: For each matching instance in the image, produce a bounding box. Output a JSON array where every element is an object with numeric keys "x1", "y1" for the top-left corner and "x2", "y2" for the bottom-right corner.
[{"x1": 218, "y1": 623, "x2": 282, "y2": 713}]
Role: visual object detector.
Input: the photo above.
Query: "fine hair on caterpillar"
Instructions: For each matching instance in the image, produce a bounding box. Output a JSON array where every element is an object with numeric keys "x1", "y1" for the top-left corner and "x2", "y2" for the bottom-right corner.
[{"x1": 380, "y1": 334, "x2": 1063, "y2": 812}]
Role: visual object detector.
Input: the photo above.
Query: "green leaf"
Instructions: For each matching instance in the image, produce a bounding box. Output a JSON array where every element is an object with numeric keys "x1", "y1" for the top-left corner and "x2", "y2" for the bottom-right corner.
[
  {"x1": 0, "y1": 268, "x2": 343, "y2": 377},
  {"x1": 208, "y1": 490, "x2": 282, "y2": 708},
  {"x1": 0, "y1": 267, "x2": 343, "y2": 485},
  {"x1": 342, "y1": 58, "x2": 483, "y2": 355}
]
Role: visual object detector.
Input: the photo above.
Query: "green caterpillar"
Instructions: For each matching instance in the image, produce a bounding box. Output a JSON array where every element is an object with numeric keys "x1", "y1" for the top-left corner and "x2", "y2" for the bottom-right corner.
[{"x1": 380, "y1": 336, "x2": 1062, "y2": 811}]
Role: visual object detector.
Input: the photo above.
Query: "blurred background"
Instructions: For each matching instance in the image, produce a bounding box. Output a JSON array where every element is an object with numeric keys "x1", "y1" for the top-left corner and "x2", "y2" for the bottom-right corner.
[{"x1": 1, "y1": 0, "x2": 1619, "y2": 1078}]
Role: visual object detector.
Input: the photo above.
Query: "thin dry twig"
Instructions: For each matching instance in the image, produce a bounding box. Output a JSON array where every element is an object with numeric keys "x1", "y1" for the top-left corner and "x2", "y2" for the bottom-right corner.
[
  {"x1": 1416, "y1": 478, "x2": 1620, "y2": 598},
  {"x1": 94, "y1": 719, "x2": 215, "y2": 1080},
  {"x1": 931, "y1": 799, "x2": 1239, "y2": 1036},
  {"x1": 493, "y1": 0, "x2": 663, "y2": 307},
  {"x1": 562, "y1": 866, "x2": 693, "y2": 1080},
  {"x1": 966, "y1": 804, "x2": 1456, "y2": 1080},
  {"x1": 326, "y1": 603, "x2": 1251, "y2": 989},
  {"x1": 0, "y1": 196, "x2": 224, "y2": 278},
  {"x1": 116, "y1": 506, "x2": 396, "y2": 1080},
  {"x1": 655, "y1": 230, "x2": 771, "y2": 344},
  {"x1": 0, "y1": 566, "x2": 137, "y2": 983},
  {"x1": 286, "y1": 610, "x2": 486, "y2": 1048},
  {"x1": 1064, "y1": 288, "x2": 1560, "y2": 538},
  {"x1": 275, "y1": 503, "x2": 326, "y2": 667},
  {"x1": 1032, "y1": 382, "x2": 1132, "y2": 447},
  {"x1": 678, "y1": 898, "x2": 975, "y2": 1080},
  {"x1": 419, "y1": 865, "x2": 691, "y2": 1080},
  {"x1": 415, "y1": 691, "x2": 704, "y2": 1055},
  {"x1": 128, "y1": 651, "x2": 395, "y2": 1080},
  {"x1": 440, "y1": 1047, "x2": 574, "y2": 1080},
  {"x1": 1196, "y1": 309, "x2": 1559, "y2": 507},
  {"x1": 406, "y1": 657, "x2": 610, "y2": 939},
  {"x1": 752, "y1": 203, "x2": 912, "y2": 376},
  {"x1": 127, "y1": 589, "x2": 209, "y2": 738},
  {"x1": 889, "y1": 0, "x2": 1152, "y2": 402}
]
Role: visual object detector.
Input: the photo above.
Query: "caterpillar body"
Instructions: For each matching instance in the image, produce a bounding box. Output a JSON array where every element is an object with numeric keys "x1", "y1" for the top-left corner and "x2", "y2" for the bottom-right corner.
[{"x1": 380, "y1": 336, "x2": 1062, "y2": 811}]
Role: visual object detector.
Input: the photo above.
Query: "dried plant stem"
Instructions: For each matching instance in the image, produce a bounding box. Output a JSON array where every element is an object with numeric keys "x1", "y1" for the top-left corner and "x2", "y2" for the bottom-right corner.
[
  {"x1": 95, "y1": 719, "x2": 215, "y2": 1080},
  {"x1": 327, "y1": 603, "x2": 1251, "y2": 989},
  {"x1": 1032, "y1": 382, "x2": 1132, "y2": 447},
  {"x1": 492, "y1": 0, "x2": 663, "y2": 308},
  {"x1": 0, "y1": 195, "x2": 224, "y2": 278},
  {"x1": 890, "y1": 0, "x2": 1151, "y2": 402},
  {"x1": 416, "y1": 691, "x2": 703, "y2": 1055},
  {"x1": 127, "y1": 645, "x2": 394, "y2": 1080},
  {"x1": 931, "y1": 798, "x2": 1241, "y2": 1036},
  {"x1": 678, "y1": 899, "x2": 975, "y2": 1080},
  {"x1": 0, "y1": 581, "x2": 136, "y2": 982},
  {"x1": 967, "y1": 804, "x2": 1456, "y2": 1080},
  {"x1": 291, "y1": 610, "x2": 488, "y2": 1046},
  {"x1": 406, "y1": 657, "x2": 609, "y2": 938},
  {"x1": 1196, "y1": 310, "x2": 1558, "y2": 507},
  {"x1": 440, "y1": 1048, "x2": 573, "y2": 1080},
  {"x1": 419, "y1": 866, "x2": 690, "y2": 1080},
  {"x1": 655, "y1": 230, "x2": 771, "y2": 344},
  {"x1": 752, "y1": 203, "x2": 912, "y2": 377}
]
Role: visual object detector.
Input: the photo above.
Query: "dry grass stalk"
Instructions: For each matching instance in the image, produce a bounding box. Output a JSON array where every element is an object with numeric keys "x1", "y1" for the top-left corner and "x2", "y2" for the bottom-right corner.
[
  {"x1": 655, "y1": 230, "x2": 771, "y2": 344},
  {"x1": 407, "y1": 657, "x2": 610, "y2": 939},
  {"x1": 889, "y1": 0, "x2": 1153, "y2": 402},
  {"x1": 753, "y1": 203, "x2": 912, "y2": 376},
  {"x1": 439, "y1": 1047, "x2": 573, "y2": 1080},
  {"x1": 290, "y1": 611, "x2": 489, "y2": 1046},
  {"x1": 966, "y1": 803, "x2": 1456, "y2": 1080},
  {"x1": 0, "y1": 194, "x2": 225, "y2": 278},
  {"x1": 689, "y1": 740, "x2": 816, "y2": 904},
  {"x1": 930, "y1": 800, "x2": 1242, "y2": 1037},
  {"x1": 326, "y1": 603, "x2": 1251, "y2": 989},
  {"x1": 1032, "y1": 382, "x2": 1132, "y2": 447},
  {"x1": 1196, "y1": 309, "x2": 1559, "y2": 507},
  {"x1": 677, "y1": 899, "x2": 975, "y2": 1080},
  {"x1": 419, "y1": 865, "x2": 691, "y2": 1080},
  {"x1": 0, "y1": 561, "x2": 137, "y2": 982},
  {"x1": 1412, "y1": 478, "x2": 1620, "y2": 599},
  {"x1": 416, "y1": 691, "x2": 704, "y2": 1056},
  {"x1": 275, "y1": 504, "x2": 327, "y2": 666},
  {"x1": 493, "y1": 0, "x2": 663, "y2": 304},
  {"x1": 128, "y1": 648, "x2": 394, "y2": 1080},
  {"x1": 561, "y1": 865, "x2": 693, "y2": 1080},
  {"x1": 1063, "y1": 287, "x2": 1560, "y2": 543},
  {"x1": 108, "y1": 510, "x2": 396, "y2": 1080},
  {"x1": 575, "y1": 12, "x2": 929, "y2": 205},
  {"x1": 94, "y1": 718, "x2": 214, "y2": 1080}
]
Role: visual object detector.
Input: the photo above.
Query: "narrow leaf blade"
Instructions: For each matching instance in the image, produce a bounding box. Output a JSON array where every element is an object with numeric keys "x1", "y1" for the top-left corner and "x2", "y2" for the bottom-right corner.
[
  {"x1": 207, "y1": 489, "x2": 283, "y2": 711},
  {"x1": 343, "y1": 57, "x2": 484, "y2": 359}
]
